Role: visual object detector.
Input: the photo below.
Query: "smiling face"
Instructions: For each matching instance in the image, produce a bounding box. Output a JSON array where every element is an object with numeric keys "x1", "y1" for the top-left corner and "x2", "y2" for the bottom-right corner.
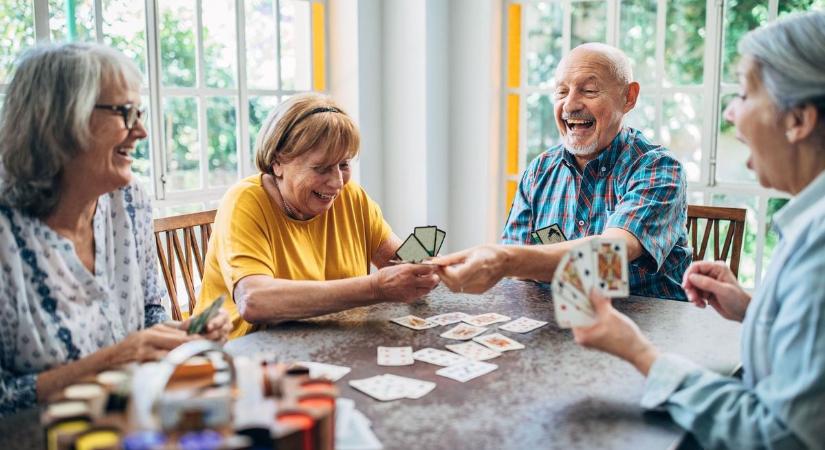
[
  {"x1": 273, "y1": 146, "x2": 352, "y2": 219},
  {"x1": 64, "y1": 78, "x2": 147, "y2": 194},
  {"x1": 553, "y1": 47, "x2": 637, "y2": 157}
]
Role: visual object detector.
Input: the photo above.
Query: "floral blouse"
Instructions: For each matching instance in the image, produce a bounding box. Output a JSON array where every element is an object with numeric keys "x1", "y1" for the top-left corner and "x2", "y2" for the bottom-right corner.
[{"x1": 0, "y1": 181, "x2": 168, "y2": 416}]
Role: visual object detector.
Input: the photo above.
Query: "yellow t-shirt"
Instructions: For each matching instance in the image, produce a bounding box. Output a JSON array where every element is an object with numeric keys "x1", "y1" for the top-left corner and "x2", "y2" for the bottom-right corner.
[{"x1": 194, "y1": 174, "x2": 392, "y2": 339}]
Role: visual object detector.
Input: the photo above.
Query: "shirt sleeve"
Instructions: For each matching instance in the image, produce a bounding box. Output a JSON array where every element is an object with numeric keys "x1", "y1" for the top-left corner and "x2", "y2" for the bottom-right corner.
[
  {"x1": 641, "y1": 233, "x2": 825, "y2": 449},
  {"x1": 605, "y1": 152, "x2": 686, "y2": 270},
  {"x1": 131, "y1": 183, "x2": 170, "y2": 328},
  {"x1": 363, "y1": 188, "x2": 392, "y2": 260},
  {"x1": 217, "y1": 190, "x2": 277, "y2": 292},
  {"x1": 0, "y1": 368, "x2": 37, "y2": 418},
  {"x1": 501, "y1": 162, "x2": 537, "y2": 245}
]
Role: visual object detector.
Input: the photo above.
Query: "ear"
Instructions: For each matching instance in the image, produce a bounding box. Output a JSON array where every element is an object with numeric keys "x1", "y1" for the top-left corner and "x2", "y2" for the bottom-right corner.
[
  {"x1": 271, "y1": 160, "x2": 284, "y2": 177},
  {"x1": 783, "y1": 104, "x2": 818, "y2": 144},
  {"x1": 622, "y1": 82, "x2": 640, "y2": 114}
]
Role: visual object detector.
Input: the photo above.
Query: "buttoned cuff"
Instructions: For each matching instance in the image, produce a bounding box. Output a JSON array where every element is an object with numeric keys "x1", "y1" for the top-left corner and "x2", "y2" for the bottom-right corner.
[{"x1": 640, "y1": 353, "x2": 700, "y2": 409}]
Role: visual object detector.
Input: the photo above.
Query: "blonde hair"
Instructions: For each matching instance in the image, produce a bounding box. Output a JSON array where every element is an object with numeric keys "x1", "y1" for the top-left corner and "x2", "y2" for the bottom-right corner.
[{"x1": 255, "y1": 93, "x2": 360, "y2": 173}]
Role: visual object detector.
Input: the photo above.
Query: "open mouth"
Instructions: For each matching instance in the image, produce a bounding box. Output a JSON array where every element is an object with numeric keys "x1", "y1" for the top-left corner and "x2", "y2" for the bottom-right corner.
[
  {"x1": 564, "y1": 118, "x2": 595, "y2": 131},
  {"x1": 115, "y1": 147, "x2": 133, "y2": 159},
  {"x1": 313, "y1": 191, "x2": 336, "y2": 201}
]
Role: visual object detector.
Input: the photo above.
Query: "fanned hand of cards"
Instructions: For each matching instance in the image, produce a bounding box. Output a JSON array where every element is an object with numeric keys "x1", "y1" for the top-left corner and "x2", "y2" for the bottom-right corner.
[
  {"x1": 552, "y1": 238, "x2": 629, "y2": 329},
  {"x1": 187, "y1": 295, "x2": 225, "y2": 335},
  {"x1": 394, "y1": 225, "x2": 446, "y2": 263},
  {"x1": 530, "y1": 224, "x2": 567, "y2": 245}
]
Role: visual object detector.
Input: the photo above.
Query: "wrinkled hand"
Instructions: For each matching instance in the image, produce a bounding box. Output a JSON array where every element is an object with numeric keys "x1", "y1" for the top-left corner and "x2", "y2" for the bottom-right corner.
[
  {"x1": 432, "y1": 245, "x2": 507, "y2": 294},
  {"x1": 117, "y1": 323, "x2": 196, "y2": 363},
  {"x1": 371, "y1": 263, "x2": 440, "y2": 303},
  {"x1": 180, "y1": 309, "x2": 233, "y2": 344},
  {"x1": 682, "y1": 260, "x2": 750, "y2": 322},
  {"x1": 572, "y1": 288, "x2": 659, "y2": 375}
]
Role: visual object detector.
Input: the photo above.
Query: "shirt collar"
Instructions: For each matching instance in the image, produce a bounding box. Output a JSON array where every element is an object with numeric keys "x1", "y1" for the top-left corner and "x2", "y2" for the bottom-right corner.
[
  {"x1": 773, "y1": 170, "x2": 825, "y2": 238},
  {"x1": 561, "y1": 127, "x2": 630, "y2": 175}
]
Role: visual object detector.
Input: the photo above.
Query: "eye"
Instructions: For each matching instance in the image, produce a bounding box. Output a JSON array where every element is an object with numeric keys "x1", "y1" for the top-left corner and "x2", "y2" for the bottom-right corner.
[{"x1": 339, "y1": 161, "x2": 351, "y2": 170}]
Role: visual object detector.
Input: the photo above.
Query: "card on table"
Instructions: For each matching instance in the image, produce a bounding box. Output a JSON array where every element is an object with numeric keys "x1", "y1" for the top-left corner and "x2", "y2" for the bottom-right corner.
[
  {"x1": 349, "y1": 374, "x2": 435, "y2": 401},
  {"x1": 535, "y1": 223, "x2": 567, "y2": 245},
  {"x1": 377, "y1": 346, "x2": 414, "y2": 366},
  {"x1": 498, "y1": 317, "x2": 548, "y2": 333},
  {"x1": 294, "y1": 361, "x2": 351, "y2": 382},
  {"x1": 440, "y1": 323, "x2": 488, "y2": 340},
  {"x1": 187, "y1": 294, "x2": 225, "y2": 335},
  {"x1": 472, "y1": 333, "x2": 525, "y2": 352},
  {"x1": 435, "y1": 361, "x2": 498, "y2": 383},
  {"x1": 395, "y1": 234, "x2": 432, "y2": 263},
  {"x1": 426, "y1": 312, "x2": 471, "y2": 326},
  {"x1": 390, "y1": 315, "x2": 438, "y2": 330},
  {"x1": 592, "y1": 238, "x2": 630, "y2": 297},
  {"x1": 412, "y1": 348, "x2": 468, "y2": 367},
  {"x1": 444, "y1": 342, "x2": 501, "y2": 361},
  {"x1": 462, "y1": 313, "x2": 511, "y2": 327},
  {"x1": 382, "y1": 374, "x2": 436, "y2": 399}
]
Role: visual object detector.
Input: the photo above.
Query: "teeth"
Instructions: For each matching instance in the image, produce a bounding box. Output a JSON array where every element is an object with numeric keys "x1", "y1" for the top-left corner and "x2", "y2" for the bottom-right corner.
[{"x1": 315, "y1": 191, "x2": 335, "y2": 200}]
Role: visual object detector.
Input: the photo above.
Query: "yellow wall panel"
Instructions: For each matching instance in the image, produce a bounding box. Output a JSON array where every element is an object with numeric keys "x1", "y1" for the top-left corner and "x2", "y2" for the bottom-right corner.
[
  {"x1": 506, "y1": 3, "x2": 522, "y2": 88},
  {"x1": 505, "y1": 180, "x2": 518, "y2": 217},
  {"x1": 312, "y1": 2, "x2": 326, "y2": 91},
  {"x1": 506, "y1": 94, "x2": 519, "y2": 175}
]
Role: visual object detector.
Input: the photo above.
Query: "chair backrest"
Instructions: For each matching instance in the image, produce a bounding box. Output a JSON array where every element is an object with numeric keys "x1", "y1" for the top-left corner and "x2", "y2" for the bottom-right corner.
[
  {"x1": 153, "y1": 210, "x2": 217, "y2": 320},
  {"x1": 686, "y1": 205, "x2": 747, "y2": 277}
]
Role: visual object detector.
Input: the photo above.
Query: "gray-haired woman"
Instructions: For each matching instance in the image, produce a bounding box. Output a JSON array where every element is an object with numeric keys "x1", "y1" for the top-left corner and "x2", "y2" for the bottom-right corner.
[
  {"x1": 0, "y1": 43, "x2": 230, "y2": 416},
  {"x1": 572, "y1": 11, "x2": 825, "y2": 449}
]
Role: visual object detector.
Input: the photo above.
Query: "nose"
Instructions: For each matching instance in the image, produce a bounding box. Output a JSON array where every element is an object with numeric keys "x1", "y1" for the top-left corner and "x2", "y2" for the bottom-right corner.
[
  {"x1": 130, "y1": 117, "x2": 148, "y2": 140},
  {"x1": 563, "y1": 90, "x2": 585, "y2": 114},
  {"x1": 328, "y1": 165, "x2": 344, "y2": 189},
  {"x1": 723, "y1": 98, "x2": 737, "y2": 125}
]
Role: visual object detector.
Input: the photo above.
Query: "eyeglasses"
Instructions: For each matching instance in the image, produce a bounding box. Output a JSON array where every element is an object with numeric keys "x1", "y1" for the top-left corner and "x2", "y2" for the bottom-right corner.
[{"x1": 94, "y1": 104, "x2": 145, "y2": 130}]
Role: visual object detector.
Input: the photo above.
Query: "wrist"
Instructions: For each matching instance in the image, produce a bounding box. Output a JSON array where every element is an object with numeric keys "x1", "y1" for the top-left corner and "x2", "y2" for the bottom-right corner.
[
  {"x1": 367, "y1": 273, "x2": 382, "y2": 302},
  {"x1": 630, "y1": 342, "x2": 660, "y2": 376}
]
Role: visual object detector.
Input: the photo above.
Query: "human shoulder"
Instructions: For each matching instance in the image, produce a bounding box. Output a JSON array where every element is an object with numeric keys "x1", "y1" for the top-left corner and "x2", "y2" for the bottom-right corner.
[
  {"x1": 621, "y1": 128, "x2": 682, "y2": 168},
  {"x1": 220, "y1": 174, "x2": 270, "y2": 212},
  {"x1": 524, "y1": 144, "x2": 566, "y2": 181}
]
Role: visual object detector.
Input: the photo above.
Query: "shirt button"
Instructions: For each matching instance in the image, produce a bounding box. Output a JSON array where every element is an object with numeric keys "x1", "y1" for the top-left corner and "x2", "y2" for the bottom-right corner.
[
  {"x1": 600, "y1": 167, "x2": 606, "y2": 172},
  {"x1": 578, "y1": 220, "x2": 584, "y2": 226}
]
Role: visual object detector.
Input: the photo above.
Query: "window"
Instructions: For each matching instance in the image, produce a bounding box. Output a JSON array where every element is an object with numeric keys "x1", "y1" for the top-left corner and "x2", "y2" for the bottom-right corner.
[
  {"x1": 502, "y1": 0, "x2": 822, "y2": 287},
  {"x1": 0, "y1": 0, "x2": 328, "y2": 211}
]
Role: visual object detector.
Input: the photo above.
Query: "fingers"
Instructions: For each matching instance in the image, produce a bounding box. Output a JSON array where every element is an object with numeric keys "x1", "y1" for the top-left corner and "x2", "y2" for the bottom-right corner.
[
  {"x1": 406, "y1": 263, "x2": 439, "y2": 276},
  {"x1": 588, "y1": 288, "x2": 612, "y2": 316},
  {"x1": 430, "y1": 249, "x2": 470, "y2": 267},
  {"x1": 145, "y1": 325, "x2": 193, "y2": 350},
  {"x1": 686, "y1": 273, "x2": 728, "y2": 299}
]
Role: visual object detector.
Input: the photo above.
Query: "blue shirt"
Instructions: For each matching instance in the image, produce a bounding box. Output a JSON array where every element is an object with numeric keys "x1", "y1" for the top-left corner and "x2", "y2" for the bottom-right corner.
[
  {"x1": 0, "y1": 181, "x2": 169, "y2": 416},
  {"x1": 502, "y1": 127, "x2": 690, "y2": 300},
  {"x1": 642, "y1": 171, "x2": 825, "y2": 449}
]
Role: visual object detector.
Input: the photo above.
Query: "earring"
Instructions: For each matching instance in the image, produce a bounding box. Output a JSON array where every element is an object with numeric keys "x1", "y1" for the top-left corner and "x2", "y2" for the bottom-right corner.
[{"x1": 785, "y1": 131, "x2": 793, "y2": 141}]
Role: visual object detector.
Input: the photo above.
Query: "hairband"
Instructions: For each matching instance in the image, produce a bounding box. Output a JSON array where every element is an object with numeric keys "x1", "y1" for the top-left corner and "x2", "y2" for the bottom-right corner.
[{"x1": 274, "y1": 106, "x2": 342, "y2": 156}]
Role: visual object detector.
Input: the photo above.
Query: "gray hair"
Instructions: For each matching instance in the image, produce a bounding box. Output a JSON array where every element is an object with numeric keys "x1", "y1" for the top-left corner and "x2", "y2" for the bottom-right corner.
[
  {"x1": 0, "y1": 42, "x2": 142, "y2": 218},
  {"x1": 739, "y1": 10, "x2": 825, "y2": 114},
  {"x1": 563, "y1": 43, "x2": 634, "y2": 86}
]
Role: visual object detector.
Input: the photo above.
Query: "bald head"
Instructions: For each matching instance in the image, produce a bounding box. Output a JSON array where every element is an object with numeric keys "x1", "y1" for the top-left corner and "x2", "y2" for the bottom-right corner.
[{"x1": 557, "y1": 43, "x2": 633, "y2": 87}]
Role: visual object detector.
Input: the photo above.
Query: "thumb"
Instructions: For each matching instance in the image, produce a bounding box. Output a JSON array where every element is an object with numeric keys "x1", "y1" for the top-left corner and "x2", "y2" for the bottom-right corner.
[{"x1": 588, "y1": 287, "x2": 612, "y2": 316}]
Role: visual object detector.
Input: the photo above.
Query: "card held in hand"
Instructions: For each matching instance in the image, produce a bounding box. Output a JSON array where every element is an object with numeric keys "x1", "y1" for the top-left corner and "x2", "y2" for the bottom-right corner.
[
  {"x1": 395, "y1": 234, "x2": 432, "y2": 263},
  {"x1": 187, "y1": 294, "x2": 225, "y2": 335}
]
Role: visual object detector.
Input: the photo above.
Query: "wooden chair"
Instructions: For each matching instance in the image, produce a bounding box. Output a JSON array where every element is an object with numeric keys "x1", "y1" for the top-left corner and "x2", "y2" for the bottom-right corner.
[
  {"x1": 686, "y1": 205, "x2": 747, "y2": 277},
  {"x1": 153, "y1": 210, "x2": 217, "y2": 320}
]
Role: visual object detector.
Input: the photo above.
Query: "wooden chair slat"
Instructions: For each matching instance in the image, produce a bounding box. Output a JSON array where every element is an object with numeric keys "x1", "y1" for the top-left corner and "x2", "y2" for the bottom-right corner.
[{"x1": 687, "y1": 205, "x2": 747, "y2": 278}]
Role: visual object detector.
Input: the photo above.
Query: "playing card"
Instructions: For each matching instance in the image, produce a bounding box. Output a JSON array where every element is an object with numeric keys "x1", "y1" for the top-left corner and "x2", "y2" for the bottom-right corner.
[
  {"x1": 294, "y1": 361, "x2": 351, "y2": 381},
  {"x1": 187, "y1": 294, "x2": 225, "y2": 335},
  {"x1": 553, "y1": 280, "x2": 596, "y2": 328},
  {"x1": 412, "y1": 348, "x2": 468, "y2": 367},
  {"x1": 473, "y1": 333, "x2": 525, "y2": 352},
  {"x1": 530, "y1": 231, "x2": 541, "y2": 244},
  {"x1": 381, "y1": 374, "x2": 436, "y2": 399},
  {"x1": 436, "y1": 361, "x2": 498, "y2": 383},
  {"x1": 395, "y1": 234, "x2": 432, "y2": 263},
  {"x1": 536, "y1": 223, "x2": 567, "y2": 245},
  {"x1": 498, "y1": 317, "x2": 548, "y2": 333},
  {"x1": 390, "y1": 315, "x2": 438, "y2": 330},
  {"x1": 444, "y1": 342, "x2": 501, "y2": 361},
  {"x1": 349, "y1": 375, "x2": 408, "y2": 401},
  {"x1": 434, "y1": 229, "x2": 446, "y2": 255},
  {"x1": 414, "y1": 226, "x2": 438, "y2": 256},
  {"x1": 462, "y1": 313, "x2": 511, "y2": 327},
  {"x1": 592, "y1": 238, "x2": 629, "y2": 297},
  {"x1": 426, "y1": 312, "x2": 471, "y2": 326},
  {"x1": 439, "y1": 323, "x2": 487, "y2": 340},
  {"x1": 377, "y1": 346, "x2": 414, "y2": 366}
]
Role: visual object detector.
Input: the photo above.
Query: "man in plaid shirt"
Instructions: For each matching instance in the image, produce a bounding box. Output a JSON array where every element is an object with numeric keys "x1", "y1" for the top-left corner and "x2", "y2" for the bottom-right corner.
[{"x1": 436, "y1": 43, "x2": 690, "y2": 300}]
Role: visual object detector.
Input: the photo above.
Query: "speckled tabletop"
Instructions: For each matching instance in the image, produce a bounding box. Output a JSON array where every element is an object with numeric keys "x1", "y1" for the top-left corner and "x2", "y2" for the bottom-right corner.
[{"x1": 0, "y1": 279, "x2": 740, "y2": 450}]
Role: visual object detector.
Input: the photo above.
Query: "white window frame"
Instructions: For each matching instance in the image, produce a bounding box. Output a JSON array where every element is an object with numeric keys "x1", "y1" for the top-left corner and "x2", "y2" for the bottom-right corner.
[{"x1": 502, "y1": 0, "x2": 792, "y2": 288}]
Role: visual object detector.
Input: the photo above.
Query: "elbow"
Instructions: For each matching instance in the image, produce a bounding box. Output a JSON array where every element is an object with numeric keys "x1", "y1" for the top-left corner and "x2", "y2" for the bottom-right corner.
[{"x1": 235, "y1": 289, "x2": 270, "y2": 325}]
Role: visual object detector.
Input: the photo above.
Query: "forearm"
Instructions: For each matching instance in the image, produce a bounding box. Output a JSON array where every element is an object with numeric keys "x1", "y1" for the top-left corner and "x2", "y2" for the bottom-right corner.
[
  {"x1": 35, "y1": 344, "x2": 126, "y2": 402},
  {"x1": 235, "y1": 275, "x2": 380, "y2": 324},
  {"x1": 501, "y1": 236, "x2": 597, "y2": 281}
]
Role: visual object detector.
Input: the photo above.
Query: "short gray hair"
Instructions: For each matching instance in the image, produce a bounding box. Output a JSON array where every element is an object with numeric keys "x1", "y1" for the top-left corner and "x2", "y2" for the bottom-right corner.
[
  {"x1": 739, "y1": 10, "x2": 825, "y2": 114},
  {"x1": 563, "y1": 43, "x2": 634, "y2": 86},
  {"x1": 0, "y1": 42, "x2": 142, "y2": 218}
]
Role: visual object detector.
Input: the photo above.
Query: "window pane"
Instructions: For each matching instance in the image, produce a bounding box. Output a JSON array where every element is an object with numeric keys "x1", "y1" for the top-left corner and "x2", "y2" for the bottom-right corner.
[
  {"x1": 525, "y1": 1, "x2": 563, "y2": 88},
  {"x1": 619, "y1": 0, "x2": 657, "y2": 85},
  {"x1": 102, "y1": 0, "x2": 148, "y2": 78},
  {"x1": 0, "y1": 0, "x2": 35, "y2": 83},
  {"x1": 716, "y1": 93, "x2": 756, "y2": 183},
  {"x1": 163, "y1": 96, "x2": 200, "y2": 191},
  {"x1": 526, "y1": 93, "x2": 558, "y2": 165},
  {"x1": 248, "y1": 95, "x2": 280, "y2": 166},
  {"x1": 721, "y1": 0, "x2": 766, "y2": 84},
  {"x1": 203, "y1": 0, "x2": 237, "y2": 88},
  {"x1": 159, "y1": 0, "x2": 197, "y2": 87},
  {"x1": 279, "y1": 0, "x2": 311, "y2": 91},
  {"x1": 661, "y1": 93, "x2": 702, "y2": 182},
  {"x1": 49, "y1": 0, "x2": 96, "y2": 42},
  {"x1": 665, "y1": 0, "x2": 705, "y2": 86},
  {"x1": 133, "y1": 95, "x2": 153, "y2": 195},
  {"x1": 571, "y1": 2, "x2": 607, "y2": 48},
  {"x1": 778, "y1": 0, "x2": 825, "y2": 16},
  {"x1": 245, "y1": 0, "x2": 279, "y2": 90},
  {"x1": 206, "y1": 97, "x2": 238, "y2": 187},
  {"x1": 625, "y1": 93, "x2": 656, "y2": 139},
  {"x1": 710, "y1": 194, "x2": 757, "y2": 288}
]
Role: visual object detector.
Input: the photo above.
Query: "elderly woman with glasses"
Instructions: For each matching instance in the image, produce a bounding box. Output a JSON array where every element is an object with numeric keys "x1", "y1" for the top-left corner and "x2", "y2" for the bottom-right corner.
[
  {"x1": 193, "y1": 93, "x2": 440, "y2": 339},
  {"x1": 0, "y1": 43, "x2": 231, "y2": 416},
  {"x1": 572, "y1": 11, "x2": 825, "y2": 449}
]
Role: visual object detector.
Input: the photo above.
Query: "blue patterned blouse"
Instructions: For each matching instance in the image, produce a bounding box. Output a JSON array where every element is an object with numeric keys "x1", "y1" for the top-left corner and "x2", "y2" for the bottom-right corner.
[{"x1": 0, "y1": 181, "x2": 169, "y2": 416}]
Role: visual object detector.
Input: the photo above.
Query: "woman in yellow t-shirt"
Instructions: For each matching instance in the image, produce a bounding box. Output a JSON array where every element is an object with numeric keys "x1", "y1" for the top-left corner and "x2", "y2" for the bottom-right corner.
[{"x1": 195, "y1": 93, "x2": 440, "y2": 338}]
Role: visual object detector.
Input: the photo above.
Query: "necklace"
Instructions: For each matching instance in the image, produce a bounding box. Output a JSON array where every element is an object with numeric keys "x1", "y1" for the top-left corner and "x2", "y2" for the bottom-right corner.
[{"x1": 273, "y1": 177, "x2": 302, "y2": 220}]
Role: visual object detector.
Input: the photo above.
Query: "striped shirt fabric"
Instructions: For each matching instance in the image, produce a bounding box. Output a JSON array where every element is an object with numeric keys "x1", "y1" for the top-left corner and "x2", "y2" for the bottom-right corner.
[{"x1": 501, "y1": 127, "x2": 690, "y2": 300}]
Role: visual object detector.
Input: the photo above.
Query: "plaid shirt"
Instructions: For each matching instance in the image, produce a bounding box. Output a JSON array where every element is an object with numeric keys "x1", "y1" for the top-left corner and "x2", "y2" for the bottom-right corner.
[{"x1": 502, "y1": 127, "x2": 690, "y2": 300}]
